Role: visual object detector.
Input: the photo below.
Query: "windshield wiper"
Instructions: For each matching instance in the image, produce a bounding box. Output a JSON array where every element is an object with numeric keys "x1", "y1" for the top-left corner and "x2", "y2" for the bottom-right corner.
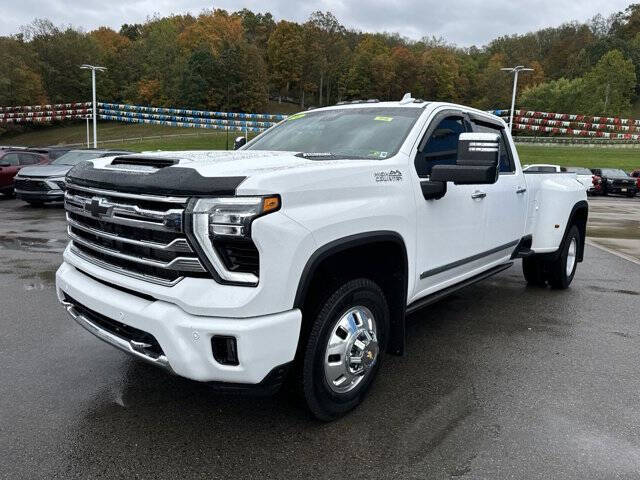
[{"x1": 296, "y1": 152, "x2": 371, "y2": 160}]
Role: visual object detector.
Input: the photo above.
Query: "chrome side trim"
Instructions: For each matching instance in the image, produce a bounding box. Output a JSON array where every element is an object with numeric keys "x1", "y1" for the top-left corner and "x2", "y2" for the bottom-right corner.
[
  {"x1": 67, "y1": 214, "x2": 192, "y2": 253},
  {"x1": 65, "y1": 182, "x2": 188, "y2": 204},
  {"x1": 69, "y1": 245, "x2": 183, "y2": 286},
  {"x1": 68, "y1": 230, "x2": 206, "y2": 272},
  {"x1": 60, "y1": 299, "x2": 173, "y2": 372}
]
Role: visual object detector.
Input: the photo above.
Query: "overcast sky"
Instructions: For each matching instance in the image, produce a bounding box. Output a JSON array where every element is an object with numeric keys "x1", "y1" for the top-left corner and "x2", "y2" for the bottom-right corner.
[{"x1": 0, "y1": 0, "x2": 635, "y2": 46}]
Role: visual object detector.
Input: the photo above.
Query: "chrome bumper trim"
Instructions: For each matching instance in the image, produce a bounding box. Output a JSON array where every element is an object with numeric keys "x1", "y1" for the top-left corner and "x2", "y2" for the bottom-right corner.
[{"x1": 60, "y1": 298, "x2": 173, "y2": 372}]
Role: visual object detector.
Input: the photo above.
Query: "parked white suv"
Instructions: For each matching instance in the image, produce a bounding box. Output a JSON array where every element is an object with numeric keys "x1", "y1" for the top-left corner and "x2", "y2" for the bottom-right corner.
[{"x1": 56, "y1": 97, "x2": 588, "y2": 420}]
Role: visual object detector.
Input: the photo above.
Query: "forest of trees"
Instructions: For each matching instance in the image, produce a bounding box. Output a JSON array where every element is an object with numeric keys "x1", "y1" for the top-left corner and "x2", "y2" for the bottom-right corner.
[{"x1": 2, "y1": 4, "x2": 640, "y2": 118}]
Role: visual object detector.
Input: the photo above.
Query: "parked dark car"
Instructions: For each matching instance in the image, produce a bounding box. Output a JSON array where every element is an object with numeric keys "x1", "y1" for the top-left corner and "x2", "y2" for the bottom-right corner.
[
  {"x1": 590, "y1": 168, "x2": 638, "y2": 197},
  {"x1": 0, "y1": 150, "x2": 50, "y2": 197},
  {"x1": 14, "y1": 149, "x2": 133, "y2": 206}
]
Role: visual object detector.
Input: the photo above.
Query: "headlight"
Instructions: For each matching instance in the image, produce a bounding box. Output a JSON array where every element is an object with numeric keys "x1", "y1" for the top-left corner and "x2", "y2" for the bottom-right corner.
[
  {"x1": 46, "y1": 176, "x2": 66, "y2": 190},
  {"x1": 186, "y1": 196, "x2": 280, "y2": 285},
  {"x1": 195, "y1": 196, "x2": 280, "y2": 238}
]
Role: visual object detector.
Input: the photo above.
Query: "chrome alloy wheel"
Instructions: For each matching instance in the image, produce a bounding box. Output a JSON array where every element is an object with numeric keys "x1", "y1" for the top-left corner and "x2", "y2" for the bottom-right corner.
[
  {"x1": 324, "y1": 306, "x2": 379, "y2": 394},
  {"x1": 566, "y1": 236, "x2": 577, "y2": 277}
]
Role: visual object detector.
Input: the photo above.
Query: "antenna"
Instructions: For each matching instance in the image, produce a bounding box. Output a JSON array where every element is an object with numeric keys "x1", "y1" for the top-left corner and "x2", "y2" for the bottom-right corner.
[{"x1": 399, "y1": 93, "x2": 413, "y2": 104}]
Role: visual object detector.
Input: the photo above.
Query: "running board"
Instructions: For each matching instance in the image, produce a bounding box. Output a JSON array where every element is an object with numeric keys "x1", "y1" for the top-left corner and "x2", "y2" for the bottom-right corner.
[{"x1": 406, "y1": 262, "x2": 513, "y2": 315}]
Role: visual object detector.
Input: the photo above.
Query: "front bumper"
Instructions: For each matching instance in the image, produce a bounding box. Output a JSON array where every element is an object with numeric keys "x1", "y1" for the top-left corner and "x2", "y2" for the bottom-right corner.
[
  {"x1": 56, "y1": 261, "x2": 302, "y2": 384},
  {"x1": 15, "y1": 189, "x2": 64, "y2": 202}
]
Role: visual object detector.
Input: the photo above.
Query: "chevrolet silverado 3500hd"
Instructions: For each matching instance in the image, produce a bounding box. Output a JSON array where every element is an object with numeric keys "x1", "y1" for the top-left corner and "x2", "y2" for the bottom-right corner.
[{"x1": 56, "y1": 97, "x2": 588, "y2": 420}]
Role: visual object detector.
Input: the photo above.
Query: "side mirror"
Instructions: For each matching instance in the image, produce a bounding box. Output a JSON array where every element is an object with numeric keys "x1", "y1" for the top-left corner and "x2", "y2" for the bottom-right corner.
[
  {"x1": 430, "y1": 132, "x2": 500, "y2": 185},
  {"x1": 234, "y1": 136, "x2": 247, "y2": 150}
]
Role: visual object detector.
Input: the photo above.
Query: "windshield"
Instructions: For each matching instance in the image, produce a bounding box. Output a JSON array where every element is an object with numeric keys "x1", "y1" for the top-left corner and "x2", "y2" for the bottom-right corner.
[
  {"x1": 52, "y1": 151, "x2": 105, "y2": 166},
  {"x1": 565, "y1": 167, "x2": 591, "y2": 175},
  {"x1": 601, "y1": 168, "x2": 628, "y2": 177},
  {"x1": 246, "y1": 107, "x2": 422, "y2": 159}
]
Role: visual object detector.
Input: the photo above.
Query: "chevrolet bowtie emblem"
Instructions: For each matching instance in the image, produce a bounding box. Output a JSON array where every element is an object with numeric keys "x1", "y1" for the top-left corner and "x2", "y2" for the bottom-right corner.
[{"x1": 85, "y1": 197, "x2": 113, "y2": 218}]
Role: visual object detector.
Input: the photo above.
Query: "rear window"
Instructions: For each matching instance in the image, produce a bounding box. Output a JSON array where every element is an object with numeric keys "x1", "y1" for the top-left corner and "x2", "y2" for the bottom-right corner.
[
  {"x1": 601, "y1": 168, "x2": 628, "y2": 177},
  {"x1": 525, "y1": 166, "x2": 557, "y2": 173}
]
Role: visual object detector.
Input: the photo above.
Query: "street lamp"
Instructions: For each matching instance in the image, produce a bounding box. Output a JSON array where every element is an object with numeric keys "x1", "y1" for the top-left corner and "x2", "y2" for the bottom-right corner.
[
  {"x1": 501, "y1": 65, "x2": 533, "y2": 131},
  {"x1": 80, "y1": 64, "x2": 106, "y2": 148}
]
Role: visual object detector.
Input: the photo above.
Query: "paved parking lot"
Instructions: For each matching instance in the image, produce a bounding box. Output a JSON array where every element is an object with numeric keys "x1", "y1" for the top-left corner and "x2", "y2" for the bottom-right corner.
[{"x1": 1, "y1": 196, "x2": 640, "y2": 479}]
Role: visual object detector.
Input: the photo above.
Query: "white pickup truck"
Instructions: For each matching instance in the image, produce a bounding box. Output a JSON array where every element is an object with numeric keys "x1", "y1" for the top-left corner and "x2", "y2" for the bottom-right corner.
[{"x1": 55, "y1": 96, "x2": 588, "y2": 420}]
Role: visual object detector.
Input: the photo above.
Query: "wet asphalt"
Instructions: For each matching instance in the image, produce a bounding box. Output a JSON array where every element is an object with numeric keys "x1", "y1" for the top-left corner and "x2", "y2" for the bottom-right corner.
[{"x1": 1, "y1": 196, "x2": 640, "y2": 479}]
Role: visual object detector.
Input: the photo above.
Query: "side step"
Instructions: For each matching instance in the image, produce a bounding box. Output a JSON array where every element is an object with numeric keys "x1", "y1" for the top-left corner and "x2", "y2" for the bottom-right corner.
[{"x1": 406, "y1": 262, "x2": 513, "y2": 315}]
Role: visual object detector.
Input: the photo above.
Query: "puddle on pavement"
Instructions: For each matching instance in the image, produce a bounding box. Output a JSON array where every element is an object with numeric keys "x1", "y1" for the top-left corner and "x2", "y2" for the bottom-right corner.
[{"x1": 0, "y1": 235, "x2": 67, "y2": 253}]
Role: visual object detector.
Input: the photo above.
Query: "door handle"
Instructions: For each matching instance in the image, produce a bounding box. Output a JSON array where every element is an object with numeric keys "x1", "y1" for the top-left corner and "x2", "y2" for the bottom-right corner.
[
  {"x1": 516, "y1": 187, "x2": 527, "y2": 194},
  {"x1": 471, "y1": 191, "x2": 487, "y2": 199}
]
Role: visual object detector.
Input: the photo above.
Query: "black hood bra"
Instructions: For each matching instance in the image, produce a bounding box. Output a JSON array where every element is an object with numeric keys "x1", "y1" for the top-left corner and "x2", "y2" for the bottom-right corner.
[{"x1": 66, "y1": 161, "x2": 246, "y2": 197}]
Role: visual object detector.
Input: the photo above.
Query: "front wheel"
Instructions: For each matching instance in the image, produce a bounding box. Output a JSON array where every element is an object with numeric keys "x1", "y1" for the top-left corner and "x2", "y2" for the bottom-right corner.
[
  {"x1": 301, "y1": 278, "x2": 389, "y2": 421},
  {"x1": 547, "y1": 225, "x2": 580, "y2": 289}
]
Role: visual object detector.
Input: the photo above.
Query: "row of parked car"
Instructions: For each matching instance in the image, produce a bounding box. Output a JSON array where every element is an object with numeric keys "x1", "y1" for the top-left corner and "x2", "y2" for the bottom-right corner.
[
  {"x1": 0, "y1": 146, "x2": 131, "y2": 206},
  {"x1": 523, "y1": 164, "x2": 640, "y2": 197}
]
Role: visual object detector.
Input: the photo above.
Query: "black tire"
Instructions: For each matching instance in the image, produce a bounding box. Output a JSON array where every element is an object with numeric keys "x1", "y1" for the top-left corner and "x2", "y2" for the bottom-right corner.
[
  {"x1": 522, "y1": 256, "x2": 547, "y2": 287},
  {"x1": 547, "y1": 225, "x2": 580, "y2": 290},
  {"x1": 301, "y1": 278, "x2": 389, "y2": 421},
  {"x1": 27, "y1": 201, "x2": 44, "y2": 207},
  {"x1": 627, "y1": 191, "x2": 636, "y2": 198}
]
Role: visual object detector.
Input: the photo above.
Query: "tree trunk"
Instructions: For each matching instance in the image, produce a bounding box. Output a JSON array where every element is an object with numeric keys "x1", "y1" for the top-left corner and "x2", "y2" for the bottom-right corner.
[
  {"x1": 319, "y1": 73, "x2": 324, "y2": 106},
  {"x1": 301, "y1": 87, "x2": 305, "y2": 109}
]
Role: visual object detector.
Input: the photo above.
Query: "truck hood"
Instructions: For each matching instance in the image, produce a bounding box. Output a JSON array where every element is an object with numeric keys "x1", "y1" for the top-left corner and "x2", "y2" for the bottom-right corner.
[
  {"x1": 17, "y1": 164, "x2": 72, "y2": 178},
  {"x1": 68, "y1": 150, "x2": 387, "y2": 197},
  {"x1": 94, "y1": 150, "x2": 325, "y2": 176}
]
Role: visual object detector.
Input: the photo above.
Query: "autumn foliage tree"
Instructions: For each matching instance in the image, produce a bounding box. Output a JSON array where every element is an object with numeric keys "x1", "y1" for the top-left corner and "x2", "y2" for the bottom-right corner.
[{"x1": 1, "y1": 5, "x2": 640, "y2": 120}]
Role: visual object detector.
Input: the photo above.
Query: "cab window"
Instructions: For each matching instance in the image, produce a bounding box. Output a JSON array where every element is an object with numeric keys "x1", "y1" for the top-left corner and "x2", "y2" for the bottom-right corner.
[{"x1": 415, "y1": 116, "x2": 467, "y2": 177}]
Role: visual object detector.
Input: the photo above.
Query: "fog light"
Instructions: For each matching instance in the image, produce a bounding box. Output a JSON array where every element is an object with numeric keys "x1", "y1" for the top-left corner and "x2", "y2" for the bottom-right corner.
[{"x1": 211, "y1": 335, "x2": 239, "y2": 366}]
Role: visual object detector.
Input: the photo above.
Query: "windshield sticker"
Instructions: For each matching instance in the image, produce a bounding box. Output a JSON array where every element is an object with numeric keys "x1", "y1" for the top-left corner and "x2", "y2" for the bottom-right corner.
[
  {"x1": 373, "y1": 170, "x2": 403, "y2": 183},
  {"x1": 287, "y1": 113, "x2": 306, "y2": 121},
  {"x1": 374, "y1": 116, "x2": 394, "y2": 122},
  {"x1": 379, "y1": 151, "x2": 388, "y2": 158}
]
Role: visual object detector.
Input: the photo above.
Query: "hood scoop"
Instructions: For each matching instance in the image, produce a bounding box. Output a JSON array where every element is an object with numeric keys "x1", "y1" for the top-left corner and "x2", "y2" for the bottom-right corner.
[{"x1": 110, "y1": 155, "x2": 180, "y2": 170}]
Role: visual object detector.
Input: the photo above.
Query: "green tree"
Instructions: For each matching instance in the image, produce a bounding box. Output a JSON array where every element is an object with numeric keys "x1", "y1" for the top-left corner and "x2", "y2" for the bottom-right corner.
[
  {"x1": 25, "y1": 19, "x2": 101, "y2": 103},
  {"x1": 267, "y1": 21, "x2": 304, "y2": 100},
  {"x1": 583, "y1": 49, "x2": 636, "y2": 115},
  {"x1": 0, "y1": 37, "x2": 47, "y2": 106}
]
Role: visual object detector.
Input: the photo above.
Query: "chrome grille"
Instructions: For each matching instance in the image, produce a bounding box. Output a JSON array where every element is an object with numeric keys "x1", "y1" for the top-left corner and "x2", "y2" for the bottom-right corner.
[{"x1": 64, "y1": 183, "x2": 206, "y2": 286}]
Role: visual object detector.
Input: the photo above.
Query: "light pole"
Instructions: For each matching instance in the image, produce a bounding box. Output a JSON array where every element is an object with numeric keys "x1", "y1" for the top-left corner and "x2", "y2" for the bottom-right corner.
[
  {"x1": 501, "y1": 65, "x2": 533, "y2": 131},
  {"x1": 80, "y1": 64, "x2": 106, "y2": 148}
]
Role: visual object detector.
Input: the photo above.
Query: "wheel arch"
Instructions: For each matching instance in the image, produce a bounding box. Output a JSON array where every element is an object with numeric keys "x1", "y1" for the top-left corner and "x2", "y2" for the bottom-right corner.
[
  {"x1": 293, "y1": 231, "x2": 409, "y2": 356},
  {"x1": 566, "y1": 200, "x2": 588, "y2": 262}
]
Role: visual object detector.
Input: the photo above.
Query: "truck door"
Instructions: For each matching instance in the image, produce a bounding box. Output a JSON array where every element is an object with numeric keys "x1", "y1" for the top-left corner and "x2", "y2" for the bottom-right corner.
[
  {"x1": 410, "y1": 110, "x2": 490, "y2": 302},
  {"x1": 471, "y1": 116, "x2": 527, "y2": 254}
]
